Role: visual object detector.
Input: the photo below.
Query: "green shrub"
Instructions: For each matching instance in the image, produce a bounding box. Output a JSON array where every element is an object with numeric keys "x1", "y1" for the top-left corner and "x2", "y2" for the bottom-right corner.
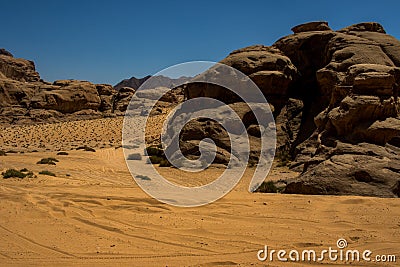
[
  {"x1": 256, "y1": 181, "x2": 279, "y2": 193},
  {"x1": 39, "y1": 170, "x2": 56, "y2": 177},
  {"x1": 25, "y1": 171, "x2": 35, "y2": 178},
  {"x1": 37, "y1": 157, "x2": 59, "y2": 165},
  {"x1": 127, "y1": 153, "x2": 142, "y2": 160},
  {"x1": 2, "y1": 169, "x2": 26, "y2": 179},
  {"x1": 20, "y1": 168, "x2": 29, "y2": 172},
  {"x1": 57, "y1": 151, "x2": 69, "y2": 155},
  {"x1": 136, "y1": 174, "x2": 151, "y2": 181},
  {"x1": 0, "y1": 150, "x2": 7, "y2": 156}
]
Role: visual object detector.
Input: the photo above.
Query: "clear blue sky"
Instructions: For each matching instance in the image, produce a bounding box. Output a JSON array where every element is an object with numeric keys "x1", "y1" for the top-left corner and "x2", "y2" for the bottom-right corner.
[{"x1": 1, "y1": 0, "x2": 399, "y2": 85}]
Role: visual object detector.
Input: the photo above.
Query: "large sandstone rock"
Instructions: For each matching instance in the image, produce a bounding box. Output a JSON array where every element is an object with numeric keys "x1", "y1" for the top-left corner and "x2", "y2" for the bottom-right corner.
[
  {"x1": 179, "y1": 22, "x2": 400, "y2": 197},
  {"x1": 291, "y1": 21, "x2": 332, "y2": 33},
  {"x1": 0, "y1": 79, "x2": 39, "y2": 108},
  {"x1": 185, "y1": 45, "x2": 297, "y2": 111},
  {"x1": 284, "y1": 142, "x2": 400, "y2": 197},
  {"x1": 276, "y1": 22, "x2": 400, "y2": 197},
  {"x1": 30, "y1": 80, "x2": 101, "y2": 113},
  {"x1": 113, "y1": 87, "x2": 135, "y2": 112},
  {"x1": 0, "y1": 53, "x2": 40, "y2": 82}
]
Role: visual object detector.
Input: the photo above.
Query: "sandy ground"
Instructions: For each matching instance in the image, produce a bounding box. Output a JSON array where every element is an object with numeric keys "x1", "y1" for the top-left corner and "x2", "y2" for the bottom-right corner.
[{"x1": 0, "y1": 118, "x2": 399, "y2": 266}]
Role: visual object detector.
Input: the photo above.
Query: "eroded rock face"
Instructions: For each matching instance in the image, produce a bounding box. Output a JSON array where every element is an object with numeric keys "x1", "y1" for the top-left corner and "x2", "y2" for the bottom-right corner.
[
  {"x1": 291, "y1": 21, "x2": 332, "y2": 33},
  {"x1": 0, "y1": 52, "x2": 40, "y2": 82},
  {"x1": 30, "y1": 80, "x2": 102, "y2": 113},
  {"x1": 181, "y1": 22, "x2": 400, "y2": 197},
  {"x1": 0, "y1": 50, "x2": 168, "y2": 124},
  {"x1": 278, "y1": 22, "x2": 400, "y2": 197},
  {"x1": 185, "y1": 45, "x2": 298, "y2": 111}
]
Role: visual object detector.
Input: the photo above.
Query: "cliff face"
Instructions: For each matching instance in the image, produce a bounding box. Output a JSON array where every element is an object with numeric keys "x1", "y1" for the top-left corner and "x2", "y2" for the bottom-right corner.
[{"x1": 182, "y1": 21, "x2": 400, "y2": 197}]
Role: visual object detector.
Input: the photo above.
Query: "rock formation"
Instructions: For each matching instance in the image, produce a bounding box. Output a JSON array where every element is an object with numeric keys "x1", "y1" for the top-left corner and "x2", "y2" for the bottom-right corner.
[
  {"x1": 182, "y1": 21, "x2": 400, "y2": 197},
  {"x1": 114, "y1": 75, "x2": 191, "y2": 91},
  {"x1": 0, "y1": 50, "x2": 184, "y2": 125}
]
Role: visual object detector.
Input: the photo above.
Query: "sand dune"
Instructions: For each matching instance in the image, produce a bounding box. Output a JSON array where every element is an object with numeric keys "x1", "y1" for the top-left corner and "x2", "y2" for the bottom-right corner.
[{"x1": 0, "y1": 118, "x2": 399, "y2": 266}]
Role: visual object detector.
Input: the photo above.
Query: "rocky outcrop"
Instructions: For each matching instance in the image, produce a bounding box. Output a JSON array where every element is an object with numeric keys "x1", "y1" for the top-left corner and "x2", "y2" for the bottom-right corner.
[
  {"x1": 279, "y1": 22, "x2": 400, "y2": 197},
  {"x1": 185, "y1": 45, "x2": 297, "y2": 111},
  {"x1": 0, "y1": 50, "x2": 40, "y2": 82},
  {"x1": 30, "y1": 80, "x2": 102, "y2": 113},
  {"x1": 291, "y1": 21, "x2": 332, "y2": 33},
  {"x1": 0, "y1": 51, "x2": 118, "y2": 124},
  {"x1": 113, "y1": 87, "x2": 135, "y2": 112},
  {"x1": 0, "y1": 50, "x2": 188, "y2": 124},
  {"x1": 180, "y1": 22, "x2": 400, "y2": 198}
]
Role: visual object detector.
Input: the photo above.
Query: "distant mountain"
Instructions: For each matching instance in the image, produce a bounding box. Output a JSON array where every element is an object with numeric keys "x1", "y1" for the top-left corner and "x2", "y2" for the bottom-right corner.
[
  {"x1": 114, "y1": 75, "x2": 192, "y2": 91},
  {"x1": 113, "y1": 75, "x2": 151, "y2": 91}
]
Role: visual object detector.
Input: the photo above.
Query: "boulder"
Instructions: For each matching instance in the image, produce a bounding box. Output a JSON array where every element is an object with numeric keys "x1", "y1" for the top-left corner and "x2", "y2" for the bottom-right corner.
[
  {"x1": 284, "y1": 142, "x2": 400, "y2": 198},
  {"x1": 0, "y1": 48, "x2": 13, "y2": 57},
  {"x1": 0, "y1": 53, "x2": 40, "y2": 82},
  {"x1": 338, "y1": 22, "x2": 386, "y2": 33},
  {"x1": 186, "y1": 45, "x2": 297, "y2": 111},
  {"x1": 291, "y1": 21, "x2": 332, "y2": 33},
  {"x1": 30, "y1": 80, "x2": 101, "y2": 113}
]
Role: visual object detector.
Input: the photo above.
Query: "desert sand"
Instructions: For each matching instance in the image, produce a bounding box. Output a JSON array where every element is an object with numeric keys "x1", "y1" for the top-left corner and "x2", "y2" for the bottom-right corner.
[{"x1": 0, "y1": 117, "x2": 399, "y2": 266}]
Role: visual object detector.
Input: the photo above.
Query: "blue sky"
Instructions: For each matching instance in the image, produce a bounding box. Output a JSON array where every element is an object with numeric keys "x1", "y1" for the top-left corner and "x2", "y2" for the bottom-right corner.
[{"x1": 1, "y1": 0, "x2": 399, "y2": 85}]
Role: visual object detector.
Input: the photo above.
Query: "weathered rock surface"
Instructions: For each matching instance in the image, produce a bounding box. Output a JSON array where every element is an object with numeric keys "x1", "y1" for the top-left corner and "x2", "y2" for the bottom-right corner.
[
  {"x1": 181, "y1": 22, "x2": 400, "y2": 197},
  {"x1": 0, "y1": 50, "x2": 186, "y2": 125},
  {"x1": 30, "y1": 80, "x2": 102, "y2": 113},
  {"x1": 291, "y1": 21, "x2": 332, "y2": 33},
  {"x1": 0, "y1": 51, "x2": 40, "y2": 82}
]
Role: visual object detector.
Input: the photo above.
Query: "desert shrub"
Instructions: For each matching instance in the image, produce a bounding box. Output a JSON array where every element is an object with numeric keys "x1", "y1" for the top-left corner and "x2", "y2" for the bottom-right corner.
[
  {"x1": 76, "y1": 146, "x2": 96, "y2": 152},
  {"x1": 256, "y1": 181, "x2": 279, "y2": 193},
  {"x1": 127, "y1": 153, "x2": 142, "y2": 160},
  {"x1": 25, "y1": 171, "x2": 35, "y2": 178},
  {"x1": 136, "y1": 174, "x2": 151, "y2": 181},
  {"x1": 2, "y1": 169, "x2": 26, "y2": 179},
  {"x1": 57, "y1": 151, "x2": 69, "y2": 155},
  {"x1": 39, "y1": 170, "x2": 56, "y2": 177},
  {"x1": 0, "y1": 150, "x2": 7, "y2": 156},
  {"x1": 159, "y1": 159, "x2": 171, "y2": 167},
  {"x1": 37, "y1": 157, "x2": 59, "y2": 165},
  {"x1": 16, "y1": 168, "x2": 35, "y2": 178},
  {"x1": 6, "y1": 150, "x2": 17, "y2": 154}
]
